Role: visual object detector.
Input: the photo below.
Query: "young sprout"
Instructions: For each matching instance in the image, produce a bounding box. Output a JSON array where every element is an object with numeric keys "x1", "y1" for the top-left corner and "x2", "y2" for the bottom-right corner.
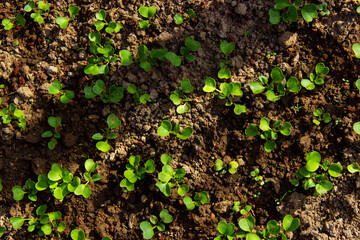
[
  {"x1": 203, "y1": 77, "x2": 247, "y2": 115},
  {"x1": 245, "y1": 118, "x2": 292, "y2": 152},
  {"x1": 250, "y1": 168, "x2": 269, "y2": 186},
  {"x1": 140, "y1": 209, "x2": 173, "y2": 239},
  {"x1": 213, "y1": 159, "x2": 238, "y2": 174},
  {"x1": 2, "y1": 14, "x2": 26, "y2": 30},
  {"x1": 214, "y1": 220, "x2": 235, "y2": 240},
  {"x1": 138, "y1": 6, "x2": 157, "y2": 29},
  {"x1": 92, "y1": 114, "x2": 121, "y2": 152},
  {"x1": 183, "y1": 191, "x2": 210, "y2": 210},
  {"x1": 0, "y1": 103, "x2": 27, "y2": 130},
  {"x1": 157, "y1": 120, "x2": 193, "y2": 140},
  {"x1": 354, "y1": 122, "x2": 360, "y2": 134},
  {"x1": 301, "y1": 62, "x2": 329, "y2": 90},
  {"x1": 312, "y1": 108, "x2": 331, "y2": 125},
  {"x1": 170, "y1": 79, "x2": 194, "y2": 114},
  {"x1": 120, "y1": 155, "x2": 155, "y2": 192},
  {"x1": 55, "y1": 5, "x2": 80, "y2": 29},
  {"x1": 347, "y1": 162, "x2": 360, "y2": 175},
  {"x1": 24, "y1": 1, "x2": 50, "y2": 24},
  {"x1": 179, "y1": 36, "x2": 201, "y2": 61},
  {"x1": 13, "y1": 179, "x2": 38, "y2": 201},
  {"x1": 93, "y1": 9, "x2": 123, "y2": 33},
  {"x1": 84, "y1": 80, "x2": 124, "y2": 103},
  {"x1": 41, "y1": 116, "x2": 61, "y2": 150},
  {"x1": 10, "y1": 205, "x2": 65, "y2": 237},
  {"x1": 173, "y1": 9, "x2": 195, "y2": 24},
  {"x1": 127, "y1": 84, "x2": 151, "y2": 105},
  {"x1": 218, "y1": 41, "x2": 235, "y2": 79},
  {"x1": 48, "y1": 80, "x2": 74, "y2": 103}
]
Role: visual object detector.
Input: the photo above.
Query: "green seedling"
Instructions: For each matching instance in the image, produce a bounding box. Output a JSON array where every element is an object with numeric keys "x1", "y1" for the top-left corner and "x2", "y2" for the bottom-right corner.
[
  {"x1": 0, "y1": 226, "x2": 5, "y2": 237},
  {"x1": 266, "y1": 52, "x2": 277, "y2": 58},
  {"x1": 55, "y1": 5, "x2": 80, "y2": 29},
  {"x1": 0, "y1": 103, "x2": 26, "y2": 130},
  {"x1": 294, "y1": 103, "x2": 303, "y2": 112},
  {"x1": 232, "y1": 201, "x2": 241, "y2": 214},
  {"x1": 213, "y1": 159, "x2": 239, "y2": 174},
  {"x1": 2, "y1": 14, "x2": 26, "y2": 30},
  {"x1": 84, "y1": 80, "x2": 124, "y2": 103},
  {"x1": 275, "y1": 188, "x2": 296, "y2": 205},
  {"x1": 348, "y1": 162, "x2": 360, "y2": 175},
  {"x1": 93, "y1": 9, "x2": 123, "y2": 33},
  {"x1": 127, "y1": 84, "x2": 151, "y2": 105},
  {"x1": 238, "y1": 214, "x2": 300, "y2": 240},
  {"x1": 24, "y1": 1, "x2": 50, "y2": 24},
  {"x1": 138, "y1": 6, "x2": 157, "y2": 29},
  {"x1": 140, "y1": 209, "x2": 173, "y2": 240},
  {"x1": 183, "y1": 191, "x2": 210, "y2": 210},
  {"x1": 291, "y1": 151, "x2": 343, "y2": 196},
  {"x1": 203, "y1": 77, "x2": 247, "y2": 115},
  {"x1": 120, "y1": 155, "x2": 155, "y2": 192},
  {"x1": 70, "y1": 229, "x2": 111, "y2": 240},
  {"x1": 353, "y1": 43, "x2": 360, "y2": 58},
  {"x1": 170, "y1": 79, "x2": 194, "y2": 114},
  {"x1": 250, "y1": 67, "x2": 301, "y2": 101},
  {"x1": 179, "y1": 36, "x2": 201, "y2": 61},
  {"x1": 355, "y1": 79, "x2": 360, "y2": 94},
  {"x1": 214, "y1": 220, "x2": 235, "y2": 240},
  {"x1": 10, "y1": 205, "x2": 65, "y2": 237},
  {"x1": 354, "y1": 122, "x2": 360, "y2": 134},
  {"x1": 48, "y1": 80, "x2": 74, "y2": 103},
  {"x1": 312, "y1": 108, "x2": 331, "y2": 125},
  {"x1": 85, "y1": 31, "x2": 117, "y2": 75},
  {"x1": 269, "y1": 0, "x2": 329, "y2": 24},
  {"x1": 250, "y1": 168, "x2": 269, "y2": 186},
  {"x1": 92, "y1": 114, "x2": 121, "y2": 152},
  {"x1": 218, "y1": 41, "x2": 235, "y2": 79},
  {"x1": 174, "y1": 9, "x2": 195, "y2": 24},
  {"x1": 301, "y1": 62, "x2": 329, "y2": 90},
  {"x1": 245, "y1": 118, "x2": 292, "y2": 152},
  {"x1": 41, "y1": 116, "x2": 61, "y2": 150},
  {"x1": 157, "y1": 120, "x2": 193, "y2": 140},
  {"x1": 156, "y1": 154, "x2": 189, "y2": 197},
  {"x1": 13, "y1": 179, "x2": 38, "y2": 201}
]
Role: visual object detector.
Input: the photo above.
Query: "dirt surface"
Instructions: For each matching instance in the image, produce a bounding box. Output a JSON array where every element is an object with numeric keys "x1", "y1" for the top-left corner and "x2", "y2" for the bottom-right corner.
[{"x1": 0, "y1": 0, "x2": 360, "y2": 239}]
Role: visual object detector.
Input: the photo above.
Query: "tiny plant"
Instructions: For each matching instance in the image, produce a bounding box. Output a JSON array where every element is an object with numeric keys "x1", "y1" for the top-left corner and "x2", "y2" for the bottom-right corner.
[
  {"x1": 55, "y1": 4, "x2": 80, "y2": 29},
  {"x1": 41, "y1": 116, "x2": 61, "y2": 150},
  {"x1": 0, "y1": 103, "x2": 26, "y2": 130},
  {"x1": 170, "y1": 79, "x2": 194, "y2": 114},
  {"x1": 214, "y1": 220, "x2": 235, "y2": 240},
  {"x1": 92, "y1": 114, "x2": 121, "y2": 152},
  {"x1": 93, "y1": 9, "x2": 123, "y2": 33},
  {"x1": 347, "y1": 162, "x2": 360, "y2": 175},
  {"x1": 2, "y1": 14, "x2": 26, "y2": 30},
  {"x1": 218, "y1": 41, "x2": 235, "y2": 79},
  {"x1": 120, "y1": 155, "x2": 155, "y2": 192},
  {"x1": 13, "y1": 179, "x2": 38, "y2": 201},
  {"x1": 250, "y1": 168, "x2": 270, "y2": 186},
  {"x1": 353, "y1": 43, "x2": 360, "y2": 58},
  {"x1": 157, "y1": 120, "x2": 193, "y2": 140},
  {"x1": 84, "y1": 80, "x2": 124, "y2": 103},
  {"x1": 10, "y1": 205, "x2": 65, "y2": 236},
  {"x1": 140, "y1": 209, "x2": 173, "y2": 239},
  {"x1": 353, "y1": 122, "x2": 360, "y2": 134},
  {"x1": 174, "y1": 9, "x2": 195, "y2": 24},
  {"x1": 301, "y1": 62, "x2": 329, "y2": 90},
  {"x1": 127, "y1": 84, "x2": 151, "y2": 105},
  {"x1": 48, "y1": 80, "x2": 74, "y2": 103},
  {"x1": 24, "y1": 1, "x2": 50, "y2": 24},
  {"x1": 179, "y1": 36, "x2": 201, "y2": 61},
  {"x1": 138, "y1": 6, "x2": 157, "y2": 29},
  {"x1": 291, "y1": 151, "x2": 343, "y2": 196},
  {"x1": 245, "y1": 118, "x2": 292, "y2": 152},
  {"x1": 312, "y1": 108, "x2": 331, "y2": 125},
  {"x1": 183, "y1": 191, "x2": 210, "y2": 210},
  {"x1": 213, "y1": 159, "x2": 238, "y2": 174}
]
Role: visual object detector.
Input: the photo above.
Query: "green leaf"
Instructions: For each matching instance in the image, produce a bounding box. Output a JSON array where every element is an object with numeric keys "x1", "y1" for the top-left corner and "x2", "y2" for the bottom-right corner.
[
  {"x1": 185, "y1": 36, "x2": 201, "y2": 52},
  {"x1": 301, "y1": 79, "x2": 315, "y2": 90},
  {"x1": 94, "y1": 20, "x2": 106, "y2": 31},
  {"x1": 88, "y1": 31, "x2": 101, "y2": 44},
  {"x1": 220, "y1": 41, "x2": 235, "y2": 57},
  {"x1": 10, "y1": 217, "x2": 25, "y2": 229},
  {"x1": 218, "y1": 221, "x2": 235, "y2": 236},
  {"x1": 218, "y1": 67, "x2": 231, "y2": 79},
  {"x1": 271, "y1": 67, "x2": 284, "y2": 83},
  {"x1": 174, "y1": 14, "x2": 183, "y2": 24},
  {"x1": 264, "y1": 140, "x2": 276, "y2": 152},
  {"x1": 228, "y1": 161, "x2": 238, "y2": 174},
  {"x1": 48, "y1": 164, "x2": 63, "y2": 181},
  {"x1": 177, "y1": 127, "x2": 193, "y2": 140},
  {"x1": 38, "y1": 1, "x2": 50, "y2": 11},
  {"x1": 41, "y1": 130, "x2": 53, "y2": 138},
  {"x1": 48, "y1": 116, "x2": 61, "y2": 128},
  {"x1": 92, "y1": 133, "x2": 103, "y2": 140},
  {"x1": 347, "y1": 163, "x2": 360, "y2": 174},
  {"x1": 287, "y1": 77, "x2": 301, "y2": 92},
  {"x1": 96, "y1": 141, "x2": 111, "y2": 152},
  {"x1": 127, "y1": 84, "x2": 137, "y2": 94},
  {"x1": 35, "y1": 174, "x2": 49, "y2": 191},
  {"x1": 301, "y1": 3, "x2": 318, "y2": 22},
  {"x1": 2, "y1": 19, "x2": 14, "y2": 30},
  {"x1": 354, "y1": 122, "x2": 360, "y2": 134},
  {"x1": 165, "y1": 52, "x2": 181, "y2": 66},
  {"x1": 245, "y1": 124, "x2": 259, "y2": 137},
  {"x1": 259, "y1": 118, "x2": 271, "y2": 131},
  {"x1": 323, "y1": 113, "x2": 331, "y2": 123},
  {"x1": 316, "y1": 180, "x2": 333, "y2": 194},
  {"x1": 119, "y1": 50, "x2": 133, "y2": 66},
  {"x1": 176, "y1": 103, "x2": 191, "y2": 114},
  {"x1": 250, "y1": 81, "x2": 265, "y2": 94},
  {"x1": 69, "y1": 5, "x2": 80, "y2": 17},
  {"x1": 139, "y1": 6, "x2": 156, "y2": 19},
  {"x1": 181, "y1": 79, "x2": 194, "y2": 93},
  {"x1": 160, "y1": 209, "x2": 173, "y2": 224},
  {"x1": 274, "y1": 0, "x2": 290, "y2": 9},
  {"x1": 328, "y1": 163, "x2": 343, "y2": 177},
  {"x1": 140, "y1": 61, "x2": 152, "y2": 72},
  {"x1": 160, "y1": 154, "x2": 173, "y2": 165},
  {"x1": 233, "y1": 104, "x2": 247, "y2": 115},
  {"x1": 315, "y1": 62, "x2": 329, "y2": 76},
  {"x1": 157, "y1": 120, "x2": 172, "y2": 137},
  {"x1": 178, "y1": 184, "x2": 189, "y2": 196},
  {"x1": 95, "y1": 10, "x2": 106, "y2": 21},
  {"x1": 280, "y1": 122, "x2": 292, "y2": 136},
  {"x1": 0, "y1": 226, "x2": 5, "y2": 237},
  {"x1": 203, "y1": 77, "x2": 216, "y2": 92},
  {"x1": 305, "y1": 151, "x2": 321, "y2": 172},
  {"x1": 56, "y1": 17, "x2": 69, "y2": 29},
  {"x1": 107, "y1": 114, "x2": 121, "y2": 129},
  {"x1": 245, "y1": 233, "x2": 261, "y2": 240},
  {"x1": 239, "y1": 216, "x2": 255, "y2": 232},
  {"x1": 12, "y1": 186, "x2": 26, "y2": 201},
  {"x1": 220, "y1": 83, "x2": 233, "y2": 97},
  {"x1": 267, "y1": 220, "x2": 281, "y2": 235},
  {"x1": 353, "y1": 43, "x2": 360, "y2": 58},
  {"x1": 16, "y1": 14, "x2": 26, "y2": 26},
  {"x1": 85, "y1": 159, "x2": 97, "y2": 173},
  {"x1": 57, "y1": 222, "x2": 66, "y2": 232},
  {"x1": 170, "y1": 94, "x2": 181, "y2": 105},
  {"x1": 183, "y1": 196, "x2": 196, "y2": 210},
  {"x1": 41, "y1": 224, "x2": 52, "y2": 235},
  {"x1": 159, "y1": 165, "x2": 174, "y2": 182},
  {"x1": 71, "y1": 229, "x2": 86, "y2": 240},
  {"x1": 138, "y1": 20, "x2": 149, "y2": 29},
  {"x1": 269, "y1": 8, "x2": 281, "y2": 24},
  {"x1": 140, "y1": 221, "x2": 154, "y2": 239}
]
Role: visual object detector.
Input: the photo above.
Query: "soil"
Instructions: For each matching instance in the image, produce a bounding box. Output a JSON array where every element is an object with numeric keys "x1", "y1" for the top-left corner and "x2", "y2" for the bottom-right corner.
[{"x1": 0, "y1": 0, "x2": 360, "y2": 240}]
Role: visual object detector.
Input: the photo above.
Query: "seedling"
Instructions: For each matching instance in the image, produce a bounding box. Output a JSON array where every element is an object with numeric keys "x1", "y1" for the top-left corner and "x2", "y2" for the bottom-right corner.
[
  {"x1": 140, "y1": 209, "x2": 173, "y2": 239},
  {"x1": 266, "y1": 52, "x2": 277, "y2": 58},
  {"x1": 119, "y1": 155, "x2": 155, "y2": 192},
  {"x1": 127, "y1": 84, "x2": 151, "y2": 105},
  {"x1": 294, "y1": 103, "x2": 303, "y2": 112},
  {"x1": 13, "y1": 179, "x2": 38, "y2": 201},
  {"x1": 250, "y1": 67, "x2": 301, "y2": 101},
  {"x1": 269, "y1": 0, "x2": 329, "y2": 24},
  {"x1": 250, "y1": 168, "x2": 269, "y2": 186},
  {"x1": 92, "y1": 114, "x2": 121, "y2": 152},
  {"x1": 291, "y1": 151, "x2": 343, "y2": 196},
  {"x1": 41, "y1": 116, "x2": 61, "y2": 150},
  {"x1": 156, "y1": 154, "x2": 189, "y2": 197},
  {"x1": 245, "y1": 118, "x2": 292, "y2": 152},
  {"x1": 93, "y1": 9, "x2": 123, "y2": 33},
  {"x1": 10, "y1": 205, "x2": 65, "y2": 237},
  {"x1": 48, "y1": 81, "x2": 74, "y2": 103},
  {"x1": 84, "y1": 80, "x2": 124, "y2": 103},
  {"x1": 355, "y1": 79, "x2": 360, "y2": 94},
  {"x1": 203, "y1": 77, "x2": 247, "y2": 115},
  {"x1": 0, "y1": 103, "x2": 27, "y2": 130},
  {"x1": 213, "y1": 159, "x2": 238, "y2": 174},
  {"x1": 2, "y1": 14, "x2": 26, "y2": 30},
  {"x1": 301, "y1": 62, "x2": 329, "y2": 90},
  {"x1": 347, "y1": 162, "x2": 360, "y2": 175},
  {"x1": 70, "y1": 230, "x2": 111, "y2": 240},
  {"x1": 170, "y1": 79, "x2": 194, "y2": 114},
  {"x1": 174, "y1": 9, "x2": 195, "y2": 24},
  {"x1": 353, "y1": 43, "x2": 360, "y2": 58},
  {"x1": 354, "y1": 122, "x2": 360, "y2": 134},
  {"x1": 157, "y1": 120, "x2": 193, "y2": 140},
  {"x1": 214, "y1": 220, "x2": 235, "y2": 240},
  {"x1": 55, "y1": 5, "x2": 80, "y2": 29},
  {"x1": 312, "y1": 108, "x2": 331, "y2": 125},
  {"x1": 183, "y1": 191, "x2": 210, "y2": 210},
  {"x1": 24, "y1": 1, "x2": 50, "y2": 24},
  {"x1": 179, "y1": 36, "x2": 201, "y2": 61},
  {"x1": 138, "y1": 6, "x2": 157, "y2": 29},
  {"x1": 218, "y1": 41, "x2": 235, "y2": 79}
]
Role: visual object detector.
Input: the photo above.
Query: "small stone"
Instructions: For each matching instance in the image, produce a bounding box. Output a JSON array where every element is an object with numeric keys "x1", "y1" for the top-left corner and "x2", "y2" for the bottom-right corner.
[
  {"x1": 278, "y1": 31, "x2": 298, "y2": 48},
  {"x1": 235, "y1": 3, "x2": 247, "y2": 15},
  {"x1": 125, "y1": 72, "x2": 137, "y2": 82},
  {"x1": 214, "y1": 200, "x2": 232, "y2": 214},
  {"x1": 150, "y1": 89, "x2": 158, "y2": 99},
  {"x1": 47, "y1": 66, "x2": 58, "y2": 76},
  {"x1": 141, "y1": 194, "x2": 147, "y2": 203},
  {"x1": 79, "y1": 50, "x2": 86, "y2": 59},
  {"x1": 17, "y1": 86, "x2": 34, "y2": 99},
  {"x1": 102, "y1": 105, "x2": 111, "y2": 117},
  {"x1": 128, "y1": 213, "x2": 136, "y2": 229},
  {"x1": 143, "y1": 125, "x2": 151, "y2": 132},
  {"x1": 109, "y1": 152, "x2": 116, "y2": 161}
]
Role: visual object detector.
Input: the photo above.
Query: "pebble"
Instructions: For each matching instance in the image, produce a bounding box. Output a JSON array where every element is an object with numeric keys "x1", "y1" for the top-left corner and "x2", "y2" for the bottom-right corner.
[
  {"x1": 102, "y1": 105, "x2": 111, "y2": 117},
  {"x1": 278, "y1": 31, "x2": 298, "y2": 48},
  {"x1": 150, "y1": 89, "x2": 158, "y2": 99},
  {"x1": 128, "y1": 213, "x2": 136, "y2": 229},
  {"x1": 17, "y1": 86, "x2": 34, "y2": 100},
  {"x1": 235, "y1": 3, "x2": 247, "y2": 15},
  {"x1": 47, "y1": 66, "x2": 58, "y2": 76}
]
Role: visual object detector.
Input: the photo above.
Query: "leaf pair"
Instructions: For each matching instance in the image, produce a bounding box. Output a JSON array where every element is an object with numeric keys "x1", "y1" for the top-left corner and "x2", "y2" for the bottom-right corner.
[
  {"x1": 214, "y1": 159, "x2": 238, "y2": 174},
  {"x1": 174, "y1": 9, "x2": 195, "y2": 24},
  {"x1": 48, "y1": 81, "x2": 74, "y2": 103},
  {"x1": 41, "y1": 116, "x2": 62, "y2": 150},
  {"x1": 170, "y1": 79, "x2": 194, "y2": 114},
  {"x1": 55, "y1": 5, "x2": 80, "y2": 29},
  {"x1": 84, "y1": 80, "x2": 124, "y2": 103},
  {"x1": 157, "y1": 120, "x2": 193, "y2": 140},
  {"x1": 183, "y1": 191, "x2": 209, "y2": 210},
  {"x1": 138, "y1": 6, "x2": 156, "y2": 29},
  {"x1": 140, "y1": 209, "x2": 173, "y2": 239},
  {"x1": 92, "y1": 114, "x2": 121, "y2": 152},
  {"x1": 301, "y1": 62, "x2": 329, "y2": 90},
  {"x1": 94, "y1": 9, "x2": 123, "y2": 33},
  {"x1": 218, "y1": 41, "x2": 235, "y2": 79}
]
